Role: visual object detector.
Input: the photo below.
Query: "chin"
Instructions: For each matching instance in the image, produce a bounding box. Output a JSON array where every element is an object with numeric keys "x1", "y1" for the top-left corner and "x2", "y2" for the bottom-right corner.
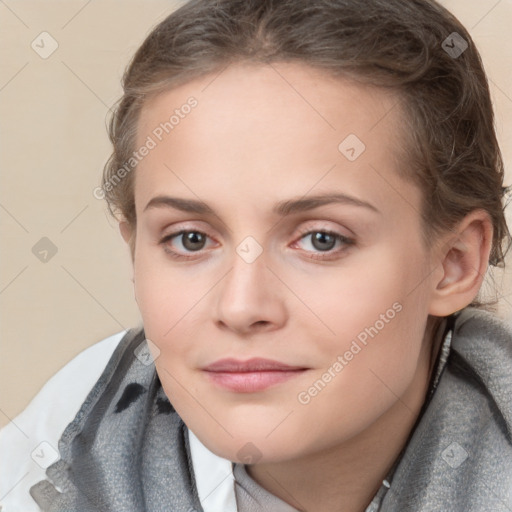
[
  {"x1": 187, "y1": 416, "x2": 291, "y2": 460},
  {"x1": 206, "y1": 435, "x2": 296, "y2": 465}
]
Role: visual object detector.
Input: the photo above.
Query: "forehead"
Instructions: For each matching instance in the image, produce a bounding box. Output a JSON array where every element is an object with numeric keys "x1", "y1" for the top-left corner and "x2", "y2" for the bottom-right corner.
[
  {"x1": 134, "y1": 62, "x2": 420, "y2": 220},
  {"x1": 137, "y1": 62, "x2": 402, "y2": 147}
]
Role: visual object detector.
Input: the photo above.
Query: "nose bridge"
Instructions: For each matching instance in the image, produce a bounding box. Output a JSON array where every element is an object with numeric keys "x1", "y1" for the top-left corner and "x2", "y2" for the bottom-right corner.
[
  {"x1": 222, "y1": 243, "x2": 270, "y2": 304},
  {"x1": 223, "y1": 225, "x2": 269, "y2": 290},
  {"x1": 214, "y1": 239, "x2": 286, "y2": 332}
]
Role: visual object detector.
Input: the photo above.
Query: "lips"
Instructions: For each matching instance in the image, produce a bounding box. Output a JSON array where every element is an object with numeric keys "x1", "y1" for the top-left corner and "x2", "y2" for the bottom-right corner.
[
  {"x1": 202, "y1": 358, "x2": 308, "y2": 392},
  {"x1": 203, "y1": 358, "x2": 305, "y2": 372}
]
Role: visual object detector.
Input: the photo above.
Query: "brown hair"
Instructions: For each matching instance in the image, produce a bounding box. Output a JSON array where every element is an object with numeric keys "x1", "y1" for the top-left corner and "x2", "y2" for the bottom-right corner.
[{"x1": 101, "y1": 0, "x2": 510, "y2": 310}]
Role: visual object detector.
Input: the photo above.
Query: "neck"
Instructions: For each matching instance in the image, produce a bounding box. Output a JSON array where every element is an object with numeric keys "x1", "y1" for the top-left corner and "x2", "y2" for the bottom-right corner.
[{"x1": 247, "y1": 316, "x2": 445, "y2": 512}]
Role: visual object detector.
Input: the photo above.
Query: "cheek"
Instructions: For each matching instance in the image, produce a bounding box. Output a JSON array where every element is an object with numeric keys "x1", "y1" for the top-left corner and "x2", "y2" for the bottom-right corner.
[
  {"x1": 294, "y1": 240, "x2": 427, "y2": 347},
  {"x1": 133, "y1": 257, "x2": 201, "y2": 413},
  {"x1": 288, "y1": 302, "x2": 429, "y2": 457},
  {"x1": 291, "y1": 244, "x2": 430, "y2": 414},
  {"x1": 132, "y1": 241, "x2": 200, "y2": 338}
]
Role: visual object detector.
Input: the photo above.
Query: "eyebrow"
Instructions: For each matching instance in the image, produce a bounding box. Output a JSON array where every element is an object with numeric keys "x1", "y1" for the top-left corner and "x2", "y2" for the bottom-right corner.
[{"x1": 143, "y1": 193, "x2": 380, "y2": 216}]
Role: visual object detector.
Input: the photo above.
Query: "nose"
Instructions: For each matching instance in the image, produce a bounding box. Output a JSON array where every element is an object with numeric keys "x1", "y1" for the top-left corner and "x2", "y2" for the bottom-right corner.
[{"x1": 214, "y1": 249, "x2": 287, "y2": 336}]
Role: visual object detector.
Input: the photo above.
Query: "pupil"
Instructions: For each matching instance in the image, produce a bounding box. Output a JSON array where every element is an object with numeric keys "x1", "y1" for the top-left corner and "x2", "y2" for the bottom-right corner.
[
  {"x1": 312, "y1": 232, "x2": 335, "y2": 251},
  {"x1": 183, "y1": 232, "x2": 205, "y2": 251}
]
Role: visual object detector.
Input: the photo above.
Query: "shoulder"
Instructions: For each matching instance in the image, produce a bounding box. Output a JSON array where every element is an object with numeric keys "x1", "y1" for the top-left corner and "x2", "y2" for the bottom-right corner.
[
  {"x1": 0, "y1": 329, "x2": 130, "y2": 511},
  {"x1": 450, "y1": 306, "x2": 512, "y2": 372},
  {"x1": 449, "y1": 306, "x2": 512, "y2": 436},
  {"x1": 382, "y1": 308, "x2": 512, "y2": 510}
]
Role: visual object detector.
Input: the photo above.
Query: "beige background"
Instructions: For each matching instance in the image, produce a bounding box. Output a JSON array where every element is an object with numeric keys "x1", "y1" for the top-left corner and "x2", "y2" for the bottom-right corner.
[{"x1": 1, "y1": 0, "x2": 512, "y2": 429}]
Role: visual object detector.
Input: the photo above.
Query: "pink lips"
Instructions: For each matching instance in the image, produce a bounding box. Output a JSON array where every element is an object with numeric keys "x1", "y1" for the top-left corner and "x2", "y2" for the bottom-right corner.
[{"x1": 202, "y1": 358, "x2": 307, "y2": 392}]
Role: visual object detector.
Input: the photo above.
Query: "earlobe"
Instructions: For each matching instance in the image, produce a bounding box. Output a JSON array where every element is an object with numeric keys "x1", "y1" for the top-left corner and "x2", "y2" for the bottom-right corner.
[{"x1": 428, "y1": 210, "x2": 493, "y2": 317}]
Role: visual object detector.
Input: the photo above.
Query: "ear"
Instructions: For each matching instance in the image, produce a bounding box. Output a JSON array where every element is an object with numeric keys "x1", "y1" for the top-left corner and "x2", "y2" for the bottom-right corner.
[
  {"x1": 119, "y1": 220, "x2": 136, "y2": 265},
  {"x1": 119, "y1": 220, "x2": 132, "y2": 244},
  {"x1": 428, "y1": 209, "x2": 493, "y2": 317}
]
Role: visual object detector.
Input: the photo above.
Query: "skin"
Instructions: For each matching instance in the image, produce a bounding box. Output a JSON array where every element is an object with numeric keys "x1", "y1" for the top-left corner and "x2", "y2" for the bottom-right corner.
[{"x1": 120, "y1": 62, "x2": 493, "y2": 512}]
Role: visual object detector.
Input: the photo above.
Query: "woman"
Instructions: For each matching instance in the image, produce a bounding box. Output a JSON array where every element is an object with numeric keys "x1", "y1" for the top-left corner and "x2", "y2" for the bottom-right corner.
[{"x1": 2, "y1": 0, "x2": 512, "y2": 510}]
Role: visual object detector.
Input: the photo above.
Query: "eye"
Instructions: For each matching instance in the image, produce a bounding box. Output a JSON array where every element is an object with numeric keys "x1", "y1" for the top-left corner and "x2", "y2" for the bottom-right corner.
[
  {"x1": 293, "y1": 228, "x2": 354, "y2": 260},
  {"x1": 159, "y1": 227, "x2": 354, "y2": 262},
  {"x1": 159, "y1": 230, "x2": 216, "y2": 260}
]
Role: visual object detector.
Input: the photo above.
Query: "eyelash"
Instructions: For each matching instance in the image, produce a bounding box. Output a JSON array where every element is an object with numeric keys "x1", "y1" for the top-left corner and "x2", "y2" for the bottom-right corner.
[
  {"x1": 294, "y1": 226, "x2": 354, "y2": 261},
  {"x1": 158, "y1": 227, "x2": 354, "y2": 262}
]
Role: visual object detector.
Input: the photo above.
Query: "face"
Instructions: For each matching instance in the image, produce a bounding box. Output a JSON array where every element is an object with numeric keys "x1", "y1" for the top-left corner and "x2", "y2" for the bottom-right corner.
[{"x1": 129, "y1": 61, "x2": 438, "y2": 464}]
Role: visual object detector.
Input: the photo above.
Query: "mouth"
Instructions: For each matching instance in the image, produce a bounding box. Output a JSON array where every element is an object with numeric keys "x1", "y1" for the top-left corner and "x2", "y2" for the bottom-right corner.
[{"x1": 202, "y1": 358, "x2": 308, "y2": 393}]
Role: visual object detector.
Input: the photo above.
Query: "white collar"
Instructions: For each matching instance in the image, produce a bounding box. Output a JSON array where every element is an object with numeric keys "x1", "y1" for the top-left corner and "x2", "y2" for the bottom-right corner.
[{"x1": 188, "y1": 428, "x2": 238, "y2": 512}]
